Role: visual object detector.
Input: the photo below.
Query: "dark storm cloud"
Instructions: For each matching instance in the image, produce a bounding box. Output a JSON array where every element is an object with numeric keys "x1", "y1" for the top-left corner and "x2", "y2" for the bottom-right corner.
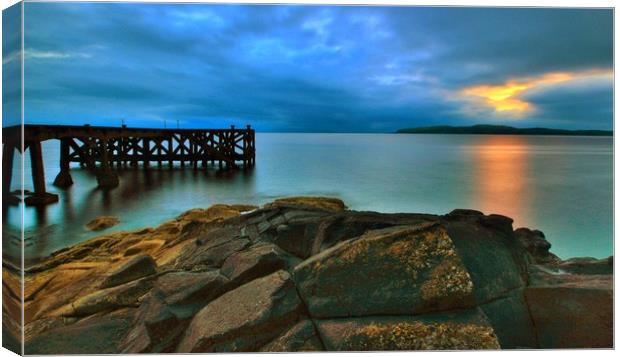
[
  {"x1": 15, "y1": 3, "x2": 613, "y2": 131},
  {"x1": 385, "y1": 7, "x2": 613, "y2": 87},
  {"x1": 521, "y1": 75, "x2": 613, "y2": 129}
]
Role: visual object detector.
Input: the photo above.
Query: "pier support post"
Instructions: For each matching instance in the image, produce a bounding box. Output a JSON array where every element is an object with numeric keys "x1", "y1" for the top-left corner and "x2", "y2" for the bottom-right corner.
[
  {"x1": 53, "y1": 139, "x2": 74, "y2": 188},
  {"x1": 96, "y1": 138, "x2": 119, "y2": 189},
  {"x1": 192, "y1": 137, "x2": 198, "y2": 170},
  {"x1": 24, "y1": 141, "x2": 59, "y2": 206},
  {"x1": 143, "y1": 138, "x2": 151, "y2": 169},
  {"x1": 180, "y1": 135, "x2": 185, "y2": 168},
  {"x1": 2, "y1": 144, "x2": 19, "y2": 205},
  {"x1": 168, "y1": 136, "x2": 174, "y2": 169},
  {"x1": 130, "y1": 138, "x2": 138, "y2": 168},
  {"x1": 157, "y1": 139, "x2": 162, "y2": 168},
  {"x1": 116, "y1": 138, "x2": 123, "y2": 169}
]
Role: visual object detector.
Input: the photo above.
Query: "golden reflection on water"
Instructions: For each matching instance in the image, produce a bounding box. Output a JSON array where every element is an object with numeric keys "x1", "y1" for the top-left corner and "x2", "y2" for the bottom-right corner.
[{"x1": 471, "y1": 135, "x2": 531, "y2": 223}]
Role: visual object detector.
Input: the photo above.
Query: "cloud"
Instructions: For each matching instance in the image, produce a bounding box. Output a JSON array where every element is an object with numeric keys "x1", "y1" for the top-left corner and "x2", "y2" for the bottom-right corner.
[
  {"x1": 2, "y1": 49, "x2": 92, "y2": 65},
  {"x1": 15, "y1": 3, "x2": 614, "y2": 131},
  {"x1": 459, "y1": 69, "x2": 613, "y2": 118}
]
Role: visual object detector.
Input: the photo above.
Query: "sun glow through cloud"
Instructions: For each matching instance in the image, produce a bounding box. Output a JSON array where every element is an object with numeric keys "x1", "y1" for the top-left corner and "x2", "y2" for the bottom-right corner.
[{"x1": 461, "y1": 70, "x2": 611, "y2": 117}]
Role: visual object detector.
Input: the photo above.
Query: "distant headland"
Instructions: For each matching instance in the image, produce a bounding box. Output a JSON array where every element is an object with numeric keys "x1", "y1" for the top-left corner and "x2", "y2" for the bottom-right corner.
[{"x1": 396, "y1": 124, "x2": 612, "y2": 136}]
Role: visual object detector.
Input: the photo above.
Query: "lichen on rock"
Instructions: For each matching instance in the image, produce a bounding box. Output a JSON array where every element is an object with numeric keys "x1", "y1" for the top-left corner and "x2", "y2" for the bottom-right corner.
[
  {"x1": 265, "y1": 196, "x2": 346, "y2": 212},
  {"x1": 344, "y1": 321, "x2": 499, "y2": 350},
  {"x1": 293, "y1": 222, "x2": 476, "y2": 317}
]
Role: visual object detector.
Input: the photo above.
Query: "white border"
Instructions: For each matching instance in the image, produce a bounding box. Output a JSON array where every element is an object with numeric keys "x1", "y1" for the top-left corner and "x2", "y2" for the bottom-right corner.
[{"x1": 0, "y1": 1, "x2": 616, "y2": 357}]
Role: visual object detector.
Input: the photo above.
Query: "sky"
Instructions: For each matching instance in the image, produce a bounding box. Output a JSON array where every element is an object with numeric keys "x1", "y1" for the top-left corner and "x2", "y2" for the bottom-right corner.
[{"x1": 2, "y1": 3, "x2": 614, "y2": 132}]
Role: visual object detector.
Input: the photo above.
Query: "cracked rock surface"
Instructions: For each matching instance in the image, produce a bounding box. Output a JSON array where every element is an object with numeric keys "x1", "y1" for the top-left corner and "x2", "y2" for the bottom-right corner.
[{"x1": 2, "y1": 197, "x2": 612, "y2": 353}]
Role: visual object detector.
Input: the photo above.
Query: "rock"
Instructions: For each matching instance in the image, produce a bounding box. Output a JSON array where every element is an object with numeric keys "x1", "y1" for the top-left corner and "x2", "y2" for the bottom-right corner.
[
  {"x1": 174, "y1": 237, "x2": 250, "y2": 271},
  {"x1": 100, "y1": 255, "x2": 157, "y2": 288},
  {"x1": 479, "y1": 289, "x2": 537, "y2": 348},
  {"x1": 176, "y1": 204, "x2": 256, "y2": 223},
  {"x1": 52, "y1": 276, "x2": 155, "y2": 317},
  {"x1": 525, "y1": 276, "x2": 613, "y2": 348},
  {"x1": 556, "y1": 256, "x2": 613, "y2": 275},
  {"x1": 18, "y1": 198, "x2": 614, "y2": 352},
  {"x1": 220, "y1": 243, "x2": 292, "y2": 286},
  {"x1": 309, "y1": 213, "x2": 396, "y2": 254},
  {"x1": 293, "y1": 223, "x2": 475, "y2": 318},
  {"x1": 26, "y1": 309, "x2": 135, "y2": 354},
  {"x1": 121, "y1": 291, "x2": 187, "y2": 353},
  {"x1": 85, "y1": 216, "x2": 120, "y2": 231},
  {"x1": 260, "y1": 319, "x2": 323, "y2": 352},
  {"x1": 514, "y1": 228, "x2": 560, "y2": 264},
  {"x1": 265, "y1": 196, "x2": 346, "y2": 212},
  {"x1": 121, "y1": 271, "x2": 230, "y2": 353},
  {"x1": 272, "y1": 211, "x2": 434, "y2": 260},
  {"x1": 124, "y1": 240, "x2": 165, "y2": 257},
  {"x1": 196, "y1": 226, "x2": 241, "y2": 246},
  {"x1": 446, "y1": 209, "x2": 484, "y2": 217},
  {"x1": 441, "y1": 214, "x2": 527, "y2": 304},
  {"x1": 447, "y1": 209, "x2": 513, "y2": 233},
  {"x1": 315, "y1": 308, "x2": 499, "y2": 350},
  {"x1": 2, "y1": 325, "x2": 21, "y2": 355},
  {"x1": 479, "y1": 214, "x2": 514, "y2": 235},
  {"x1": 176, "y1": 270, "x2": 303, "y2": 352},
  {"x1": 271, "y1": 216, "x2": 328, "y2": 259},
  {"x1": 156, "y1": 271, "x2": 229, "y2": 308}
]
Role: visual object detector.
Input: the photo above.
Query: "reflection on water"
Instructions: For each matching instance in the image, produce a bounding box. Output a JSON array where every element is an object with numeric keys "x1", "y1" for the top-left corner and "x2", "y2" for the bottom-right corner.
[
  {"x1": 2, "y1": 133, "x2": 613, "y2": 266},
  {"x1": 473, "y1": 136, "x2": 531, "y2": 224}
]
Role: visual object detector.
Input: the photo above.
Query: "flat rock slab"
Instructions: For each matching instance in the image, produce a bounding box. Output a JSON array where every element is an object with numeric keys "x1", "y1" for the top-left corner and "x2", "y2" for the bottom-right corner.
[
  {"x1": 556, "y1": 256, "x2": 613, "y2": 275},
  {"x1": 315, "y1": 308, "x2": 500, "y2": 350},
  {"x1": 175, "y1": 237, "x2": 250, "y2": 270},
  {"x1": 441, "y1": 213, "x2": 527, "y2": 304},
  {"x1": 293, "y1": 223, "x2": 475, "y2": 318},
  {"x1": 26, "y1": 309, "x2": 135, "y2": 354},
  {"x1": 479, "y1": 289, "x2": 537, "y2": 349},
  {"x1": 220, "y1": 243, "x2": 291, "y2": 286},
  {"x1": 176, "y1": 270, "x2": 303, "y2": 352},
  {"x1": 525, "y1": 278, "x2": 613, "y2": 348},
  {"x1": 260, "y1": 319, "x2": 323, "y2": 352},
  {"x1": 265, "y1": 197, "x2": 347, "y2": 212},
  {"x1": 100, "y1": 255, "x2": 157, "y2": 288},
  {"x1": 155, "y1": 271, "x2": 229, "y2": 308},
  {"x1": 53, "y1": 276, "x2": 155, "y2": 317}
]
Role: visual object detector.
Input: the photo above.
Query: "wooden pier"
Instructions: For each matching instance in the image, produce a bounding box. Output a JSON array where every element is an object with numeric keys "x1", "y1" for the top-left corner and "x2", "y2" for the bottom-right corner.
[{"x1": 2, "y1": 124, "x2": 255, "y2": 205}]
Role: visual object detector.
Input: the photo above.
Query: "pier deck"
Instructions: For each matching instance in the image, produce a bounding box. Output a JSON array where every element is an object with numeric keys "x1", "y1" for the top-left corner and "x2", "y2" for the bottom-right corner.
[{"x1": 2, "y1": 124, "x2": 255, "y2": 205}]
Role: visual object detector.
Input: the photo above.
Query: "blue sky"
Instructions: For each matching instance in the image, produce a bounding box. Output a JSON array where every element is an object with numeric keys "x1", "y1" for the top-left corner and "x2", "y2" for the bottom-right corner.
[{"x1": 2, "y1": 3, "x2": 613, "y2": 131}]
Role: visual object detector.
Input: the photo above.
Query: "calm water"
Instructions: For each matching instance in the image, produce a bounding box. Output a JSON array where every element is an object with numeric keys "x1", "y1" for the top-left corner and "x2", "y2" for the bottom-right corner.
[{"x1": 2, "y1": 133, "x2": 613, "y2": 265}]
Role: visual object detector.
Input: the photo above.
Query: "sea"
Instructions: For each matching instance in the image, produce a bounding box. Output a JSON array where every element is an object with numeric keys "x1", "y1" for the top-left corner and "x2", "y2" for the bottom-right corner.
[{"x1": 2, "y1": 133, "x2": 613, "y2": 266}]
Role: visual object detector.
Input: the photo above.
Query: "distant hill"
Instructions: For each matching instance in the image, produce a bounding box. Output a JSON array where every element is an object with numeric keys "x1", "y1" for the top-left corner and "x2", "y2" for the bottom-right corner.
[{"x1": 396, "y1": 124, "x2": 612, "y2": 136}]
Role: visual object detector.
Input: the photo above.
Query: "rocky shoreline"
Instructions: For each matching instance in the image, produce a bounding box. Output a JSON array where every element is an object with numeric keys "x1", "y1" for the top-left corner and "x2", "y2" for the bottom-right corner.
[{"x1": 2, "y1": 197, "x2": 613, "y2": 353}]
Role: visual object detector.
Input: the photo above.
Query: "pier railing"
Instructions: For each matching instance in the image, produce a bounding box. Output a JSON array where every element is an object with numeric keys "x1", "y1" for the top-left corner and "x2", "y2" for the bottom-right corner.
[{"x1": 2, "y1": 124, "x2": 255, "y2": 205}]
